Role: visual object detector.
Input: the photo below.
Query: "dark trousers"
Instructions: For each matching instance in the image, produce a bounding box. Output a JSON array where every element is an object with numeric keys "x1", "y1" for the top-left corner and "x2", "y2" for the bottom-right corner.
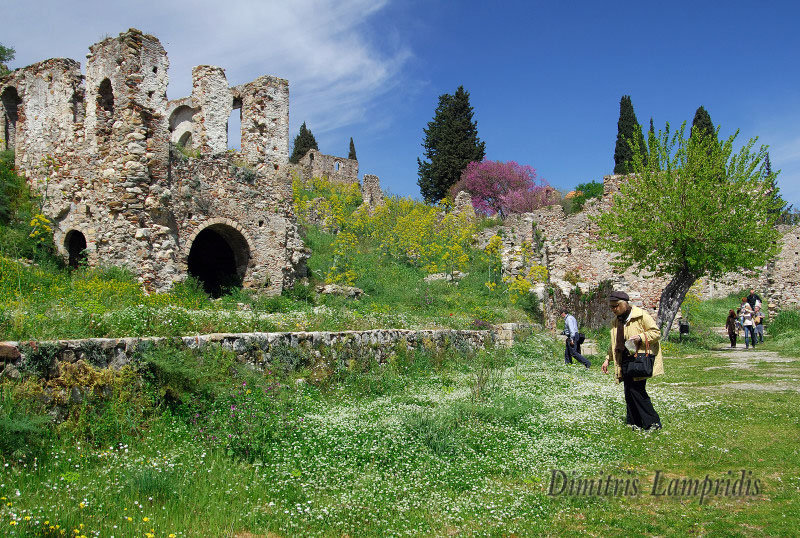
[
  {"x1": 623, "y1": 374, "x2": 661, "y2": 429},
  {"x1": 564, "y1": 339, "x2": 590, "y2": 368},
  {"x1": 728, "y1": 333, "x2": 737, "y2": 347}
]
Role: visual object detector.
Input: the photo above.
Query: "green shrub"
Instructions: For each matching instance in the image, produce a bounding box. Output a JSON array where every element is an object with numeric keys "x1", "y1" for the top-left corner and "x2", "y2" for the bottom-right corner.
[
  {"x1": 17, "y1": 342, "x2": 60, "y2": 377},
  {"x1": 403, "y1": 410, "x2": 462, "y2": 457},
  {"x1": 192, "y1": 377, "x2": 305, "y2": 462},
  {"x1": 124, "y1": 466, "x2": 179, "y2": 501},
  {"x1": 0, "y1": 384, "x2": 52, "y2": 461},
  {"x1": 768, "y1": 308, "x2": 800, "y2": 337}
]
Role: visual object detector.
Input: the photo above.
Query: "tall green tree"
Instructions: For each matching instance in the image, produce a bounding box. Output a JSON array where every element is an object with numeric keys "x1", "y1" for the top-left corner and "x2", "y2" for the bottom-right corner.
[
  {"x1": 288, "y1": 121, "x2": 319, "y2": 164},
  {"x1": 348, "y1": 137, "x2": 357, "y2": 160},
  {"x1": 648, "y1": 118, "x2": 660, "y2": 171},
  {"x1": 595, "y1": 122, "x2": 783, "y2": 338},
  {"x1": 613, "y1": 95, "x2": 646, "y2": 174},
  {"x1": 0, "y1": 43, "x2": 14, "y2": 76},
  {"x1": 417, "y1": 86, "x2": 485, "y2": 203},
  {"x1": 691, "y1": 106, "x2": 715, "y2": 140}
]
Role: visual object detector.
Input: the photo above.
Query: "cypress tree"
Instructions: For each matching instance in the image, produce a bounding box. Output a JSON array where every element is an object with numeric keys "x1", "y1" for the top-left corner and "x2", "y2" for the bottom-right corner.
[
  {"x1": 691, "y1": 106, "x2": 715, "y2": 140},
  {"x1": 648, "y1": 118, "x2": 659, "y2": 171},
  {"x1": 417, "y1": 86, "x2": 485, "y2": 203},
  {"x1": 288, "y1": 121, "x2": 319, "y2": 164},
  {"x1": 613, "y1": 95, "x2": 646, "y2": 174},
  {"x1": 348, "y1": 137, "x2": 357, "y2": 160}
]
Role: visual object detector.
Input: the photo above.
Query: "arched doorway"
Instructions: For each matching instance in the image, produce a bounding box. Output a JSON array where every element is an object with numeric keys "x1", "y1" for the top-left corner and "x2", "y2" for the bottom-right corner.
[
  {"x1": 187, "y1": 224, "x2": 250, "y2": 297},
  {"x1": 2, "y1": 86, "x2": 21, "y2": 150},
  {"x1": 65, "y1": 230, "x2": 88, "y2": 268}
]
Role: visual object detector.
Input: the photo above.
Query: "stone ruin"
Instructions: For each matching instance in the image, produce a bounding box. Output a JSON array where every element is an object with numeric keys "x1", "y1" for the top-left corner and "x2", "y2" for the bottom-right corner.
[
  {"x1": 297, "y1": 148, "x2": 358, "y2": 185},
  {"x1": 480, "y1": 174, "x2": 800, "y2": 324},
  {"x1": 0, "y1": 28, "x2": 381, "y2": 297}
]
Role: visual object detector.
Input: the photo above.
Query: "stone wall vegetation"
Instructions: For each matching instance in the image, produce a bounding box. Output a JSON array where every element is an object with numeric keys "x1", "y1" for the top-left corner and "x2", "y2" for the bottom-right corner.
[{"x1": 1, "y1": 28, "x2": 309, "y2": 295}]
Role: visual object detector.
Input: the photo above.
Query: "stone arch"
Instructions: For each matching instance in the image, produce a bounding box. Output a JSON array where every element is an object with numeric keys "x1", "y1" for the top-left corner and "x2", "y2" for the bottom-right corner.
[
  {"x1": 185, "y1": 219, "x2": 252, "y2": 297},
  {"x1": 64, "y1": 229, "x2": 88, "y2": 268},
  {"x1": 1, "y1": 86, "x2": 21, "y2": 151},
  {"x1": 168, "y1": 104, "x2": 198, "y2": 147}
]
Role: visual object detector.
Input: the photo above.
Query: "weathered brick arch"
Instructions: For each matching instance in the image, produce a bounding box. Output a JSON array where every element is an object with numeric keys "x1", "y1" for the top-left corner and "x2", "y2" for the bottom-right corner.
[
  {"x1": 53, "y1": 209, "x2": 97, "y2": 268},
  {"x1": 182, "y1": 218, "x2": 255, "y2": 296}
]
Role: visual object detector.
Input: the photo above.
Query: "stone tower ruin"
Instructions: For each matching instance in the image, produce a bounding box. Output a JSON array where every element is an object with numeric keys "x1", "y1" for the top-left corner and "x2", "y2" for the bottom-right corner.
[{"x1": 0, "y1": 29, "x2": 310, "y2": 296}]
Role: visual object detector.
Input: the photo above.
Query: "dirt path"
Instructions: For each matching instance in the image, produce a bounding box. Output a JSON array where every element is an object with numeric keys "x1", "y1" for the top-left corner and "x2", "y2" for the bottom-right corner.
[{"x1": 703, "y1": 331, "x2": 800, "y2": 392}]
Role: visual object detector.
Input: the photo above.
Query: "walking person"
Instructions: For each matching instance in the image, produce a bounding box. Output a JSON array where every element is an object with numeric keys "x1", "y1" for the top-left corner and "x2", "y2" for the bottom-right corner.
[
  {"x1": 561, "y1": 309, "x2": 590, "y2": 369},
  {"x1": 753, "y1": 305, "x2": 765, "y2": 344},
  {"x1": 725, "y1": 309, "x2": 738, "y2": 348},
  {"x1": 747, "y1": 289, "x2": 762, "y2": 310},
  {"x1": 742, "y1": 302, "x2": 756, "y2": 349},
  {"x1": 601, "y1": 291, "x2": 663, "y2": 431}
]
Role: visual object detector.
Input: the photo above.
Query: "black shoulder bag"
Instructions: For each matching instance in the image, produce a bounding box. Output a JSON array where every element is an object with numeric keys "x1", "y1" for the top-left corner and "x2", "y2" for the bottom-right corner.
[{"x1": 626, "y1": 333, "x2": 655, "y2": 378}]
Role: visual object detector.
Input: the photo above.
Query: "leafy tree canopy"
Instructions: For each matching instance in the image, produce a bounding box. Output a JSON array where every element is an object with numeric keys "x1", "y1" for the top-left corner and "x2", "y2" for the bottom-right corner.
[
  {"x1": 570, "y1": 180, "x2": 604, "y2": 211},
  {"x1": 0, "y1": 43, "x2": 14, "y2": 76},
  {"x1": 348, "y1": 137, "x2": 357, "y2": 161},
  {"x1": 594, "y1": 122, "x2": 783, "y2": 338},
  {"x1": 288, "y1": 121, "x2": 319, "y2": 164},
  {"x1": 613, "y1": 95, "x2": 646, "y2": 174},
  {"x1": 417, "y1": 86, "x2": 485, "y2": 203},
  {"x1": 0, "y1": 43, "x2": 17, "y2": 76}
]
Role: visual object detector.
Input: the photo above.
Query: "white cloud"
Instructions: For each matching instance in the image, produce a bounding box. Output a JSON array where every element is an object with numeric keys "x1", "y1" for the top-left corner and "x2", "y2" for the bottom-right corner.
[
  {"x1": 5, "y1": 0, "x2": 411, "y2": 136},
  {"x1": 770, "y1": 136, "x2": 800, "y2": 165}
]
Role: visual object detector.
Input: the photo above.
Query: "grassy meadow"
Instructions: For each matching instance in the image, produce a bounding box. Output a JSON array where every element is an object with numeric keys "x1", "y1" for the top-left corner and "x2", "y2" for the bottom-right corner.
[{"x1": 2, "y1": 157, "x2": 799, "y2": 536}]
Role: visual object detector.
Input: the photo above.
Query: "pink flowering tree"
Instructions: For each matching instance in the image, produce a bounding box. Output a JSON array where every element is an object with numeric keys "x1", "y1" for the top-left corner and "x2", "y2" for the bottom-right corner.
[{"x1": 457, "y1": 160, "x2": 558, "y2": 218}]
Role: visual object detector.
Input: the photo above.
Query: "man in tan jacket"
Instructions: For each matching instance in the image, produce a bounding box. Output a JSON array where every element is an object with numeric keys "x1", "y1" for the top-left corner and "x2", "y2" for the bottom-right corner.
[{"x1": 601, "y1": 290, "x2": 663, "y2": 431}]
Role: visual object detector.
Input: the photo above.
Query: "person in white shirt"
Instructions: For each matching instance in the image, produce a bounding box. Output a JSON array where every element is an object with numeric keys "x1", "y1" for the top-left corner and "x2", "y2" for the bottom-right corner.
[
  {"x1": 561, "y1": 309, "x2": 590, "y2": 369},
  {"x1": 741, "y1": 302, "x2": 756, "y2": 349}
]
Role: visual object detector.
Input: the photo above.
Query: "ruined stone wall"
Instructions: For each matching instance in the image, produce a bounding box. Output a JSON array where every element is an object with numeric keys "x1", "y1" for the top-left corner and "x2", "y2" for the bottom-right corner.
[
  {"x1": 298, "y1": 149, "x2": 358, "y2": 184},
  {"x1": 1, "y1": 328, "x2": 497, "y2": 382},
  {"x1": 169, "y1": 151, "x2": 308, "y2": 294},
  {"x1": 500, "y1": 174, "x2": 800, "y2": 318},
  {"x1": 1, "y1": 28, "x2": 307, "y2": 294},
  {"x1": 361, "y1": 174, "x2": 383, "y2": 208},
  {"x1": 236, "y1": 76, "x2": 290, "y2": 168}
]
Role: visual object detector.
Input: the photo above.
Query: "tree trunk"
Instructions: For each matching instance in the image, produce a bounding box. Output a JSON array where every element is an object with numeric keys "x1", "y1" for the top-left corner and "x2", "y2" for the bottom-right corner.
[{"x1": 657, "y1": 267, "x2": 699, "y2": 340}]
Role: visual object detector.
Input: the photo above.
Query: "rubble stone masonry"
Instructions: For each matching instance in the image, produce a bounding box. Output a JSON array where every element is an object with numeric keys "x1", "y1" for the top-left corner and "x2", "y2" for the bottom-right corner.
[
  {"x1": 1, "y1": 29, "x2": 306, "y2": 294},
  {"x1": 493, "y1": 174, "x2": 799, "y2": 316}
]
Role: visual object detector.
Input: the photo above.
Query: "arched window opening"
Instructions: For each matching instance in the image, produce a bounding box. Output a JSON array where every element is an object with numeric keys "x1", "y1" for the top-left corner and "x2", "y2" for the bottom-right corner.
[
  {"x1": 227, "y1": 104, "x2": 242, "y2": 151},
  {"x1": 334, "y1": 161, "x2": 341, "y2": 171},
  {"x1": 96, "y1": 78, "x2": 114, "y2": 141},
  {"x1": 97, "y1": 79, "x2": 114, "y2": 114},
  {"x1": 178, "y1": 131, "x2": 193, "y2": 149},
  {"x1": 187, "y1": 224, "x2": 250, "y2": 297},
  {"x1": 1, "y1": 86, "x2": 21, "y2": 151},
  {"x1": 71, "y1": 90, "x2": 85, "y2": 123},
  {"x1": 65, "y1": 230, "x2": 88, "y2": 268}
]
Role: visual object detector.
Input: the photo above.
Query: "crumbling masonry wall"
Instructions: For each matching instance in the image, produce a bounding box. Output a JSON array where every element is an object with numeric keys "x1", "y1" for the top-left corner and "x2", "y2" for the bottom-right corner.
[
  {"x1": 0, "y1": 29, "x2": 306, "y2": 294},
  {"x1": 494, "y1": 174, "x2": 800, "y2": 318},
  {"x1": 298, "y1": 149, "x2": 358, "y2": 185}
]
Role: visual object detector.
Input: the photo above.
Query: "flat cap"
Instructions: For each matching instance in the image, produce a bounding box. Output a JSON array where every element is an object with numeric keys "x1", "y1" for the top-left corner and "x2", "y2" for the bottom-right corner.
[{"x1": 608, "y1": 290, "x2": 630, "y2": 302}]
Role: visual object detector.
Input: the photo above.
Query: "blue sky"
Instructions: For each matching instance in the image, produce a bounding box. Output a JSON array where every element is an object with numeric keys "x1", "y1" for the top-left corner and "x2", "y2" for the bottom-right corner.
[{"x1": 5, "y1": 0, "x2": 800, "y2": 208}]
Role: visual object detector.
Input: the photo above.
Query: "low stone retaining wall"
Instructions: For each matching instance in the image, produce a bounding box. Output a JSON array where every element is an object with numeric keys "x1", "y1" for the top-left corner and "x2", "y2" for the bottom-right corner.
[{"x1": 0, "y1": 324, "x2": 534, "y2": 380}]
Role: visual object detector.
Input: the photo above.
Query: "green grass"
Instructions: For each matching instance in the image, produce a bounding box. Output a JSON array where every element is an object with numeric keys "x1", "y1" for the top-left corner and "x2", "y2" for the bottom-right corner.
[{"x1": 2, "y1": 329, "x2": 799, "y2": 536}]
